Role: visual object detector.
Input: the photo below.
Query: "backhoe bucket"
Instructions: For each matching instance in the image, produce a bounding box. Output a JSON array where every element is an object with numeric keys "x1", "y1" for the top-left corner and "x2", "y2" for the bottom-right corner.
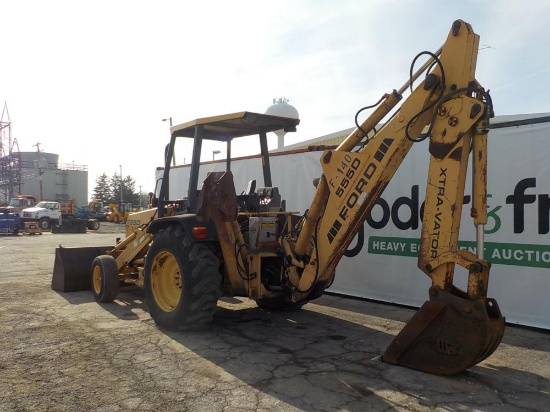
[
  {"x1": 52, "y1": 246, "x2": 113, "y2": 292},
  {"x1": 382, "y1": 287, "x2": 505, "y2": 375}
]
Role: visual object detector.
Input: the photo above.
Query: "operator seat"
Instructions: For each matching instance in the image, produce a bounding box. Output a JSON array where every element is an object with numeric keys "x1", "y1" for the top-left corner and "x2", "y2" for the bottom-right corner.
[
  {"x1": 241, "y1": 180, "x2": 256, "y2": 196},
  {"x1": 237, "y1": 180, "x2": 257, "y2": 212}
]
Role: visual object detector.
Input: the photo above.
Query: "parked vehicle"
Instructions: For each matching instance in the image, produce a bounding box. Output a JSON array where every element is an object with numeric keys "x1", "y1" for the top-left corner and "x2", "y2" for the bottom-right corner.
[
  {"x1": 21, "y1": 200, "x2": 65, "y2": 230},
  {"x1": 105, "y1": 202, "x2": 133, "y2": 224},
  {"x1": 0, "y1": 206, "x2": 20, "y2": 235},
  {"x1": 53, "y1": 20, "x2": 504, "y2": 375},
  {"x1": 76, "y1": 200, "x2": 107, "y2": 221},
  {"x1": 21, "y1": 200, "x2": 100, "y2": 232},
  {"x1": 8, "y1": 195, "x2": 37, "y2": 215}
]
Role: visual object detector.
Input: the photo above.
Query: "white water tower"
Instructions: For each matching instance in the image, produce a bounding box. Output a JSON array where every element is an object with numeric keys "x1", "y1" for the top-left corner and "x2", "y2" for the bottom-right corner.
[{"x1": 265, "y1": 97, "x2": 299, "y2": 149}]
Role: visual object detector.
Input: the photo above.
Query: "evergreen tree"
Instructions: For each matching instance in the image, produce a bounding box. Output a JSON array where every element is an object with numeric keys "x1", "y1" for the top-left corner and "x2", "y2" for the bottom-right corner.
[
  {"x1": 109, "y1": 173, "x2": 122, "y2": 204},
  {"x1": 92, "y1": 173, "x2": 112, "y2": 203},
  {"x1": 122, "y1": 176, "x2": 138, "y2": 205},
  {"x1": 92, "y1": 172, "x2": 141, "y2": 206}
]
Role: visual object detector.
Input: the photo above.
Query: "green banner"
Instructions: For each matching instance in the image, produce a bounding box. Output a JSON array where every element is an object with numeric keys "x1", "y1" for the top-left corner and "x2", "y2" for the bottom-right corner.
[{"x1": 368, "y1": 236, "x2": 550, "y2": 269}]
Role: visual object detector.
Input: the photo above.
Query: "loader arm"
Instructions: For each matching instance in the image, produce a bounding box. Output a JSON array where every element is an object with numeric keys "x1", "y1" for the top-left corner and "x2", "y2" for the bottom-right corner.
[{"x1": 286, "y1": 20, "x2": 504, "y2": 374}]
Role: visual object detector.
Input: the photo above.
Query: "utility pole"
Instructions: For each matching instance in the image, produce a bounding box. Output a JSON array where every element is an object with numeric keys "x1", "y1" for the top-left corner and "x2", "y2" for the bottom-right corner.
[
  {"x1": 119, "y1": 165, "x2": 123, "y2": 204},
  {"x1": 33, "y1": 142, "x2": 44, "y2": 200}
]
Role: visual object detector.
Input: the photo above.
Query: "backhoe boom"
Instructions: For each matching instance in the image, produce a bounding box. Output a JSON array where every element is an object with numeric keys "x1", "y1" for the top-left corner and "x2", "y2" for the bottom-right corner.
[{"x1": 286, "y1": 19, "x2": 505, "y2": 374}]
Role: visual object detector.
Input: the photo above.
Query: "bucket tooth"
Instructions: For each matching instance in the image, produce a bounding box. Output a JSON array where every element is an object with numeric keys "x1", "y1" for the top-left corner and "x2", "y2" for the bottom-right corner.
[
  {"x1": 52, "y1": 246, "x2": 113, "y2": 292},
  {"x1": 382, "y1": 287, "x2": 505, "y2": 375}
]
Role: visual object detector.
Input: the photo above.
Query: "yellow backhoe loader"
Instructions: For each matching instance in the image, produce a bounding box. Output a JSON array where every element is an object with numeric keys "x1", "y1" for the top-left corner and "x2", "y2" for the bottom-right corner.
[
  {"x1": 52, "y1": 20, "x2": 504, "y2": 375},
  {"x1": 105, "y1": 202, "x2": 133, "y2": 224}
]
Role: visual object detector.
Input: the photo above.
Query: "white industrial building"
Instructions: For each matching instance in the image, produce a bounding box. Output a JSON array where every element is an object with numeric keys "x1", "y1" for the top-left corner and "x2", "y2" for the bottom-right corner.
[{"x1": 13, "y1": 151, "x2": 88, "y2": 206}]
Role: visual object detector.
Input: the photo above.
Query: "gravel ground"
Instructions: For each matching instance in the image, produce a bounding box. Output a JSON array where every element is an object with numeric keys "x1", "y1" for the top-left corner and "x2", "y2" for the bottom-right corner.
[{"x1": 1, "y1": 223, "x2": 549, "y2": 411}]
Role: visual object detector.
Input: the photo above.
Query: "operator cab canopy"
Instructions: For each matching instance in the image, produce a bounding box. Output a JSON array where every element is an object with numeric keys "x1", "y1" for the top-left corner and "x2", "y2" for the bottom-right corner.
[
  {"x1": 159, "y1": 111, "x2": 300, "y2": 214},
  {"x1": 169, "y1": 111, "x2": 299, "y2": 140}
]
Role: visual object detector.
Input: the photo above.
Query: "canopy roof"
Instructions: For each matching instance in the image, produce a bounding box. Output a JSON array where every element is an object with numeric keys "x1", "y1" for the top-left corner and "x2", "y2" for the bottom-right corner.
[{"x1": 170, "y1": 111, "x2": 300, "y2": 141}]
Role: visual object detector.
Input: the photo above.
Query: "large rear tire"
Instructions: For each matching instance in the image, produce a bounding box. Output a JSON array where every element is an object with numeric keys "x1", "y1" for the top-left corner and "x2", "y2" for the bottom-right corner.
[
  {"x1": 39, "y1": 217, "x2": 50, "y2": 230},
  {"x1": 144, "y1": 226, "x2": 221, "y2": 330},
  {"x1": 87, "y1": 219, "x2": 100, "y2": 230},
  {"x1": 91, "y1": 255, "x2": 119, "y2": 303}
]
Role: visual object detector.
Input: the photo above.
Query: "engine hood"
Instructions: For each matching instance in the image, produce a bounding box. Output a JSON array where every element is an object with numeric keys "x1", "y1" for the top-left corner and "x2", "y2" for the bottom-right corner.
[{"x1": 22, "y1": 207, "x2": 47, "y2": 214}]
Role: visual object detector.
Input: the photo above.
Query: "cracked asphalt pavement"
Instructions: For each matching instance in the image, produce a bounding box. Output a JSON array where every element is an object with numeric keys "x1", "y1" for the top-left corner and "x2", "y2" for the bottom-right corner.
[{"x1": 1, "y1": 223, "x2": 549, "y2": 411}]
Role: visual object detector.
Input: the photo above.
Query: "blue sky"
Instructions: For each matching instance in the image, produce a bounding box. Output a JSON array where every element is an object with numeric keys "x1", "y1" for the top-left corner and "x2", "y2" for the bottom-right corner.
[{"x1": 1, "y1": 0, "x2": 549, "y2": 198}]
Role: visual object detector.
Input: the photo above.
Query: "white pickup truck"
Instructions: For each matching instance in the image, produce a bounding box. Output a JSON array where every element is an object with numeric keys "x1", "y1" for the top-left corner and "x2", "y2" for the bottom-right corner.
[{"x1": 21, "y1": 201, "x2": 63, "y2": 230}]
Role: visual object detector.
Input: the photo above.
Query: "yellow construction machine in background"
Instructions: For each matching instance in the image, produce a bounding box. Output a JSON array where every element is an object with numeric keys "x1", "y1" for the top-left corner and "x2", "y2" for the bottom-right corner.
[{"x1": 105, "y1": 202, "x2": 135, "y2": 224}]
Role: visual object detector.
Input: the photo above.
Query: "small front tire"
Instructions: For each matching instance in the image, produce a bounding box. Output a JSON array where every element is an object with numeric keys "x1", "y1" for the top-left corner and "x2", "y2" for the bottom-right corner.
[{"x1": 91, "y1": 255, "x2": 119, "y2": 303}]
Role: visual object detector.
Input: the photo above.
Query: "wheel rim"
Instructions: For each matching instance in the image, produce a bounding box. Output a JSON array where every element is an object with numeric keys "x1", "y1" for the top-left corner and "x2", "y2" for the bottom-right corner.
[
  {"x1": 151, "y1": 251, "x2": 182, "y2": 312},
  {"x1": 92, "y1": 265, "x2": 102, "y2": 294}
]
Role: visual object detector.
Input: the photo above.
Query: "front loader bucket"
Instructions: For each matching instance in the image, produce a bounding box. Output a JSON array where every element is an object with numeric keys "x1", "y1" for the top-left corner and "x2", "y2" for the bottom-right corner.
[
  {"x1": 52, "y1": 246, "x2": 113, "y2": 292},
  {"x1": 382, "y1": 287, "x2": 505, "y2": 375}
]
